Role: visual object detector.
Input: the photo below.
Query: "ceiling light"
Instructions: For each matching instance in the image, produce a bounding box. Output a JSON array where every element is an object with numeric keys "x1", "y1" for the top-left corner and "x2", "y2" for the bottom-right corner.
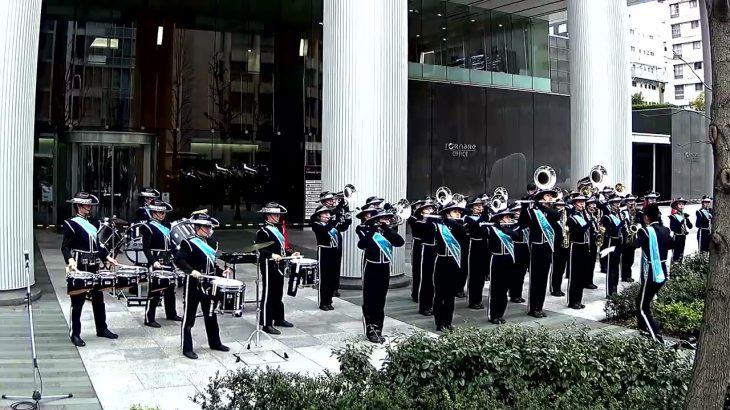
[
  {"x1": 437, "y1": 13, "x2": 442, "y2": 16},
  {"x1": 442, "y1": 38, "x2": 447, "y2": 41},
  {"x1": 90, "y1": 37, "x2": 119, "y2": 49},
  {"x1": 471, "y1": 19, "x2": 476, "y2": 22},
  {"x1": 498, "y1": 24, "x2": 503, "y2": 27},
  {"x1": 442, "y1": 27, "x2": 446, "y2": 30},
  {"x1": 299, "y1": 38, "x2": 308, "y2": 57},
  {"x1": 157, "y1": 26, "x2": 163, "y2": 45}
]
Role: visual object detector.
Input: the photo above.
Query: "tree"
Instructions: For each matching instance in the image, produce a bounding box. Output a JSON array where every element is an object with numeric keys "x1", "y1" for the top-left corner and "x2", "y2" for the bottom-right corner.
[
  {"x1": 204, "y1": 50, "x2": 240, "y2": 140},
  {"x1": 632, "y1": 92, "x2": 646, "y2": 105},
  {"x1": 685, "y1": 1, "x2": 730, "y2": 409},
  {"x1": 691, "y1": 92, "x2": 706, "y2": 112}
]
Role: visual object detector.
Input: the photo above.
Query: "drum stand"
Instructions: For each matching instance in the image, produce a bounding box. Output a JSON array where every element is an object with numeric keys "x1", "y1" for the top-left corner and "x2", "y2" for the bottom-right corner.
[
  {"x1": 235, "y1": 256, "x2": 288, "y2": 361},
  {"x1": 3, "y1": 252, "x2": 73, "y2": 408}
]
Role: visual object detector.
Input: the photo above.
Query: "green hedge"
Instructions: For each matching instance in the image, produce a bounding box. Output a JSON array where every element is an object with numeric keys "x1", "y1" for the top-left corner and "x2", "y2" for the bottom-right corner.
[
  {"x1": 193, "y1": 326, "x2": 692, "y2": 410},
  {"x1": 605, "y1": 253, "x2": 708, "y2": 336}
]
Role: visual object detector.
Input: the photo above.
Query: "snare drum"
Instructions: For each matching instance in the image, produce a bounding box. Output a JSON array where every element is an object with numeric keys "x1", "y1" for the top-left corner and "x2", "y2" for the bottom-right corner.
[
  {"x1": 150, "y1": 270, "x2": 177, "y2": 291},
  {"x1": 66, "y1": 271, "x2": 95, "y2": 296},
  {"x1": 95, "y1": 269, "x2": 116, "y2": 290},
  {"x1": 115, "y1": 266, "x2": 147, "y2": 289},
  {"x1": 286, "y1": 258, "x2": 319, "y2": 297},
  {"x1": 210, "y1": 278, "x2": 246, "y2": 315}
]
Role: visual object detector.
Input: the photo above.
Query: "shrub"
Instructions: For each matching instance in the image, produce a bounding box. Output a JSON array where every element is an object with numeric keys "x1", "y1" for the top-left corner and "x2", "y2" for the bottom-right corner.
[
  {"x1": 655, "y1": 300, "x2": 704, "y2": 336},
  {"x1": 194, "y1": 326, "x2": 692, "y2": 410}
]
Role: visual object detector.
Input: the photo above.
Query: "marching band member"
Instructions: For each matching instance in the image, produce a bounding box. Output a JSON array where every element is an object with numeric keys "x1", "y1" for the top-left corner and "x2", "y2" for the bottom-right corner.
[
  {"x1": 601, "y1": 196, "x2": 625, "y2": 297},
  {"x1": 584, "y1": 196, "x2": 600, "y2": 289},
  {"x1": 518, "y1": 188, "x2": 560, "y2": 318},
  {"x1": 598, "y1": 187, "x2": 613, "y2": 274},
  {"x1": 486, "y1": 207, "x2": 520, "y2": 324},
  {"x1": 637, "y1": 192, "x2": 659, "y2": 228},
  {"x1": 509, "y1": 204, "x2": 530, "y2": 304},
  {"x1": 696, "y1": 196, "x2": 713, "y2": 254},
  {"x1": 409, "y1": 199, "x2": 439, "y2": 316},
  {"x1": 549, "y1": 199, "x2": 568, "y2": 297},
  {"x1": 357, "y1": 207, "x2": 405, "y2": 343},
  {"x1": 464, "y1": 196, "x2": 489, "y2": 310},
  {"x1": 62, "y1": 192, "x2": 119, "y2": 347},
  {"x1": 432, "y1": 200, "x2": 468, "y2": 330},
  {"x1": 620, "y1": 194, "x2": 638, "y2": 282},
  {"x1": 139, "y1": 199, "x2": 182, "y2": 327},
  {"x1": 523, "y1": 183, "x2": 537, "y2": 200},
  {"x1": 408, "y1": 200, "x2": 425, "y2": 303},
  {"x1": 633, "y1": 204, "x2": 673, "y2": 343},
  {"x1": 134, "y1": 187, "x2": 160, "y2": 222},
  {"x1": 566, "y1": 195, "x2": 592, "y2": 309},
  {"x1": 315, "y1": 191, "x2": 353, "y2": 297},
  {"x1": 311, "y1": 204, "x2": 352, "y2": 311},
  {"x1": 255, "y1": 202, "x2": 299, "y2": 335},
  {"x1": 669, "y1": 198, "x2": 693, "y2": 262},
  {"x1": 174, "y1": 212, "x2": 231, "y2": 359}
]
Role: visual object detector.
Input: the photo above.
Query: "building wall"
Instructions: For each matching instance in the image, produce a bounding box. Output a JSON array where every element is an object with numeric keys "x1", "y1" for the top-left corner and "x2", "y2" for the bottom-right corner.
[
  {"x1": 666, "y1": 0, "x2": 706, "y2": 107},
  {"x1": 628, "y1": 0, "x2": 668, "y2": 103},
  {"x1": 407, "y1": 80, "x2": 570, "y2": 200}
]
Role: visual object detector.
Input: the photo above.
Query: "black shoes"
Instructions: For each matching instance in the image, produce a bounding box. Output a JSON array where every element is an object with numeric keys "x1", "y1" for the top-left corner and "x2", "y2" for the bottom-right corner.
[
  {"x1": 333, "y1": 290, "x2": 341, "y2": 297},
  {"x1": 419, "y1": 309, "x2": 433, "y2": 316},
  {"x1": 365, "y1": 325, "x2": 382, "y2": 344},
  {"x1": 262, "y1": 326, "x2": 281, "y2": 335},
  {"x1": 183, "y1": 351, "x2": 198, "y2": 360},
  {"x1": 568, "y1": 303, "x2": 582, "y2": 310},
  {"x1": 528, "y1": 310, "x2": 547, "y2": 318},
  {"x1": 489, "y1": 318, "x2": 501, "y2": 325},
  {"x1": 319, "y1": 305, "x2": 334, "y2": 311},
  {"x1": 167, "y1": 315, "x2": 183, "y2": 322},
  {"x1": 367, "y1": 332, "x2": 381, "y2": 343},
  {"x1": 97, "y1": 329, "x2": 118, "y2": 339},
  {"x1": 436, "y1": 325, "x2": 444, "y2": 332},
  {"x1": 551, "y1": 291, "x2": 565, "y2": 297},
  {"x1": 319, "y1": 305, "x2": 329, "y2": 311},
  {"x1": 585, "y1": 284, "x2": 598, "y2": 290},
  {"x1": 444, "y1": 324, "x2": 454, "y2": 331},
  {"x1": 210, "y1": 344, "x2": 230, "y2": 352},
  {"x1": 622, "y1": 278, "x2": 635, "y2": 283},
  {"x1": 275, "y1": 320, "x2": 294, "y2": 328},
  {"x1": 145, "y1": 321, "x2": 162, "y2": 328},
  {"x1": 455, "y1": 291, "x2": 467, "y2": 298},
  {"x1": 469, "y1": 303, "x2": 485, "y2": 310},
  {"x1": 70, "y1": 335, "x2": 86, "y2": 347},
  {"x1": 510, "y1": 297, "x2": 525, "y2": 303}
]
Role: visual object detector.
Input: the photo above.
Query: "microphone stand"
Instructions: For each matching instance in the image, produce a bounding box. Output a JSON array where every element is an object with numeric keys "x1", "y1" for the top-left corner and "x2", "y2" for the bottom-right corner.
[{"x1": 2, "y1": 251, "x2": 73, "y2": 409}]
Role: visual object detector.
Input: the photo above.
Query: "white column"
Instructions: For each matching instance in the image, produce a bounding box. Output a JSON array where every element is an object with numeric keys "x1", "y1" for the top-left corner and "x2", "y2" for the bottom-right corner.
[
  {"x1": 0, "y1": 0, "x2": 42, "y2": 291},
  {"x1": 568, "y1": 0, "x2": 632, "y2": 190},
  {"x1": 322, "y1": 0, "x2": 408, "y2": 280}
]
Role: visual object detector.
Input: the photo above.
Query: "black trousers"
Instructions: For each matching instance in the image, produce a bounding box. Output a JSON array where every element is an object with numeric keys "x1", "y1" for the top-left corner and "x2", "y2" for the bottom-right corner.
[
  {"x1": 467, "y1": 240, "x2": 488, "y2": 306},
  {"x1": 361, "y1": 260, "x2": 390, "y2": 332},
  {"x1": 621, "y1": 244, "x2": 635, "y2": 280},
  {"x1": 456, "y1": 249, "x2": 469, "y2": 295},
  {"x1": 488, "y1": 254, "x2": 513, "y2": 320},
  {"x1": 550, "y1": 245, "x2": 569, "y2": 293},
  {"x1": 636, "y1": 278, "x2": 665, "y2": 342},
  {"x1": 145, "y1": 286, "x2": 177, "y2": 323},
  {"x1": 672, "y1": 235, "x2": 687, "y2": 262},
  {"x1": 433, "y1": 255, "x2": 458, "y2": 327},
  {"x1": 528, "y1": 243, "x2": 553, "y2": 314},
  {"x1": 599, "y1": 240, "x2": 608, "y2": 273},
  {"x1": 605, "y1": 237, "x2": 622, "y2": 297},
  {"x1": 69, "y1": 264, "x2": 108, "y2": 338},
  {"x1": 418, "y1": 245, "x2": 437, "y2": 312},
  {"x1": 509, "y1": 243, "x2": 530, "y2": 299},
  {"x1": 698, "y1": 229, "x2": 710, "y2": 253},
  {"x1": 567, "y1": 243, "x2": 590, "y2": 305},
  {"x1": 411, "y1": 239, "x2": 422, "y2": 301},
  {"x1": 319, "y1": 247, "x2": 341, "y2": 307},
  {"x1": 181, "y1": 277, "x2": 222, "y2": 353},
  {"x1": 587, "y1": 242, "x2": 598, "y2": 287},
  {"x1": 260, "y1": 260, "x2": 286, "y2": 326}
]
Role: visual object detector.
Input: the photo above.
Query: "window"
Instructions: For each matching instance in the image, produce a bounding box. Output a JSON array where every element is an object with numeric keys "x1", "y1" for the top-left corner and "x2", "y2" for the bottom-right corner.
[
  {"x1": 651, "y1": 85, "x2": 657, "y2": 90},
  {"x1": 691, "y1": 20, "x2": 699, "y2": 29},
  {"x1": 693, "y1": 41, "x2": 701, "y2": 49},
  {"x1": 695, "y1": 61, "x2": 703, "y2": 70},
  {"x1": 690, "y1": 0, "x2": 698, "y2": 8},
  {"x1": 558, "y1": 23, "x2": 567, "y2": 34},
  {"x1": 673, "y1": 44, "x2": 682, "y2": 58},
  {"x1": 671, "y1": 24, "x2": 681, "y2": 38},
  {"x1": 674, "y1": 64, "x2": 683, "y2": 79},
  {"x1": 631, "y1": 46, "x2": 636, "y2": 52},
  {"x1": 650, "y1": 35, "x2": 654, "y2": 39},
  {"x1": 649, "y1": 51, "x2": 655, "y2": 56},
  {"x1": 675, "y1": 85, "x2": 684, "y2": 99},
  {"x1": 670, "y1": 3, "x2": 679, "y2": 17},
  {"x1": 696, "y1": 83, "x2": 703, "y2": 91},
  {"x1": 630, "y1": 29, "x2": 635, "y2": 35},
  {"x1": 632, "y1": 81, "x2": 637, "y2": 87}
]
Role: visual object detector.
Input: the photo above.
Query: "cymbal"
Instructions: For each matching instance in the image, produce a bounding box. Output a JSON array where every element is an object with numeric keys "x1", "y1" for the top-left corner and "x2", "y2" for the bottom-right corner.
[{"x1": 240, "y1": 241, "x2": 274, "y2": 253}]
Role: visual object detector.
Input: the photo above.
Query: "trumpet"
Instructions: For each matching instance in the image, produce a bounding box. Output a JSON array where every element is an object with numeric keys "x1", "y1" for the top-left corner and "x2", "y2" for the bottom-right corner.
[
  {"x1": 385, "y1": 198, "x2": 411, "y2": 227},
  {"x1": 615, "y1": 183, "x2": 626, "y2": 197},
  {"x1": 335, "y1": 184, "x2": 357, "y2": 208}
]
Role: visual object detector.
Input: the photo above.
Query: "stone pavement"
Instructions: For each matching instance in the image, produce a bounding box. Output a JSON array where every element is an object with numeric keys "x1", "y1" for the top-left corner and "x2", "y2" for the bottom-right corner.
[{"x1": 0, "y1": 243, "x2": 101, "y2": 410}]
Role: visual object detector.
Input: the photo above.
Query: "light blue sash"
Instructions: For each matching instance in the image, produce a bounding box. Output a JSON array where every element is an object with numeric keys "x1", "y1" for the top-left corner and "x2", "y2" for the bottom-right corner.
[
  {"x1": 190, "y1": 237, "x2": 217, "y2": 265},
  {"x1": 372, "y1": 232, "x2": 393, "y2": 262},
  {"x1": 493, "y1": 227, "x2": 515, "y2": 262},
  {"x1": 149, "y1": 220, "x2": 171, "y2": 238},
  {"x1": 523, "y1": 228, "x2": 530, "y2": 243},
  {"x1": 609, "y1": 214, "x2": 621, "y2": 227},
  {"x1": 534, "y1": 209, "x2": 555, "y2": 251},
  {"x1": 573, "y1": 215, "x2": 587, "y2": 227},
  {"x1": 71, "y1": 216, "x2": 98, "y2": 239},
  {"x1": 266, "y1": 225, "x2": 285, "y2": 248},
  {"x1": 702, "y1": 209, "x2": 712, "y2": 220},
  {"x1": 438, "y1": 223, "x2": 461, "y2": 267},
  {"x1": 641, "y1": 226, "x2": 665, "y2": 283},
  {"x1": 328, "y1": 228, "x2": 339, "y2": 246},
  {"x1": 674, "y1": 214, "x2": 684, "y2": 223}
]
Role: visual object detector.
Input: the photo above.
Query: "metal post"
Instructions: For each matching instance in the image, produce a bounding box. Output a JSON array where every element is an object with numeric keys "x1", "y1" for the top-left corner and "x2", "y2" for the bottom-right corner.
[{"x1": 652, "y1": 144, "x2": 657, "y2": 192}]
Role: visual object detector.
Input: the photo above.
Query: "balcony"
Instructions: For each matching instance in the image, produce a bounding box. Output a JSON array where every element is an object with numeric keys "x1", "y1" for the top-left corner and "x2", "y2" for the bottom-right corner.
[{"x1": 631, "y1": 66, "x2": 667, "y2": 83}]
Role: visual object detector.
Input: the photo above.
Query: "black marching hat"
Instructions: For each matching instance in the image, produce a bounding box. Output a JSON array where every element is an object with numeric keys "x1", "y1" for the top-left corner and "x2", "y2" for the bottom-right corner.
[
  {"x1": 356, "y1": 203, "x2": 381, "y2": 219},
  {"x1": 146, "y1": 199, "x2": 173, "y2": 213},
  {"x1": 671, "y1": 197, "x2": 688, "y2": 208},
  {"x1": 190, "y1": 212, "x2": 220, "y2": 227},
  {"x1": 534, "y1": 188, "x2": 558, "y2": 201},
  {"x1": 319, "y1": 191, "x2": 336, "y2": 202},
  {"x1": 415, "y1": 199, "x2": 439, "y2": 214},
  {"x1": 438, "y1": 200, "x2": 467, "y2": 215},
  {"x1": 259, "y1": 202, "x2": 288, "y2": 214},
  {"x1": 67, "y1": 192, "x2": 100, "y2": 206},
  {"x1": 466, "y1": 196, "x2": 486, "y2": 207},
  {"x1": 139, "y1": 187, "x2": 161, "y2": 198},
  {"x1": 490, "y1": 208, "x2": 513, "y2": 221},
  {"x1": 311, "y1": 205, "x2": 335, "y2": 218},
  {"x1": 702, "y1": 195, "x2": 712, "y2": 202}
]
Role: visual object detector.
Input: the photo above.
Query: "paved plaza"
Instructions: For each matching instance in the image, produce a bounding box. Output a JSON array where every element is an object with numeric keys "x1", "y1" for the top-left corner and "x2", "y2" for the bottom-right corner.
[{"x1": 0, "y1": 206, "x2": 701, "y2": 409}]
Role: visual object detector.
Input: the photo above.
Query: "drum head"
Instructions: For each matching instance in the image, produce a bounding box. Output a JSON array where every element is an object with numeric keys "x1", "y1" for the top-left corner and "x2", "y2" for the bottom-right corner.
[
  {"x1": 213, "y1": 278, "x2": 244, "y2": 287},
  {"x1": 291, "y1": 258, "x2": 318, "y2": 265},
  {"x1": 151, "y1": 270, "x2": 177, "y2": 278},
  {"x1": 170, "y1": 219, "x2": 195, "y2": 247}
]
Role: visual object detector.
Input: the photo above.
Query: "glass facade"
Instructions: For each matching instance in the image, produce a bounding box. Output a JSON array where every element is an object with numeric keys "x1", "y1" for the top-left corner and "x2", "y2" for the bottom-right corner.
[
  {"x1": 407, "y1": 0, "x2": 553, "y2": 92},
  {"x1": 34, "y1": 0, "x2": 323, "y2": 226}
]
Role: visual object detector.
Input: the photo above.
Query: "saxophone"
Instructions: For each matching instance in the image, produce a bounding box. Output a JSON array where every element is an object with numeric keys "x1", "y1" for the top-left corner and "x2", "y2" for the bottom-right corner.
[{"x1": 561, "y1": 208, "x2": 570, "y2": 249}]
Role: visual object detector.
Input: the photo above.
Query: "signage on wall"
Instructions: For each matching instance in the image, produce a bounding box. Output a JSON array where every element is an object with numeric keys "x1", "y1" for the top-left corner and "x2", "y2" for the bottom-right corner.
[
  {"x1": 304, "y1": 180, "x2": 322, "y2": 220},
  {"x1": 684, "y1": 152, "x2": 699, "y2": 162},
  {"x1": 443, "y1": 142, "x2": 478, "y2": 158}
]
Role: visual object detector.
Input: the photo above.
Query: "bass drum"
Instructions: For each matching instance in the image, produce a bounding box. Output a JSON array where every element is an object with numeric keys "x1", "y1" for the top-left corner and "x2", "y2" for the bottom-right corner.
[
  {"x1": 170, "y1": 219, "x2": 196, "y2": 249},
  {"x1": 122, "y1": 222, "x2": 148, "y2": 265},
  {"x1": 97, "y1": 222, "x2": 123, "y2": 258}
]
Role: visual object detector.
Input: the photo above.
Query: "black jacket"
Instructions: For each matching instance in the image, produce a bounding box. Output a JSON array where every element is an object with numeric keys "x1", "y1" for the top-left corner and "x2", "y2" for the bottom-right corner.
[
  {"x1": 173, "y1": 235, "x2": 223, "y2": 276},
  {"x1": 567, "y1": 211, "x2": 592, "y2": 244},
  {"x1": 311, "y1": 213, "x2": 352, "y2": 250},
  {"x1": 696, "y1": 209, "x2": 712, "y2": 230},
  {"x1": 518, "y1": 202, "x2": 561, "y2": 245},
  {"x1": 61, "y1": 215, "x2": 109, "y2": 262},
  {"x1": 357, "y1": 224, "x2": 405, "y2": 264},
  {"x1": 669, "y1": 213, "x2": 693, "y2": 235},
  {"x1": 256, "y1": 222, "x2": 291, "y2": 261},
  {"x1": 433, "y1": 218, "x2": 468, "y2": 259},
  {"x1": 140, "y1": 219, "x2": 173, "y2": 264},
  {"x1": 635, "y1": 222, "x2": 674, "y2": 281}
]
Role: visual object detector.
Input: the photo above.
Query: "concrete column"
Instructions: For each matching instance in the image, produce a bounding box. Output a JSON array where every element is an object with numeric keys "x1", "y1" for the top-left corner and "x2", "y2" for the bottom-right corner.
[
  {"x1": 322, "y1": 0, "x2": 408, "y2": 284},
  {"x1": 0, "y1": 0, "x2": 42, "y2": 295},
  {"x1": 568, "y1": 0, "x2": 632, "y2": 189}
]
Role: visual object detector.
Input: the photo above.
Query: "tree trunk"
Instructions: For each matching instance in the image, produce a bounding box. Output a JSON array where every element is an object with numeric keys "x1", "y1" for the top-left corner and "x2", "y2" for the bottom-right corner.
[{"x1": 686, "y1": 2, "x2": 730, "y2": 409}]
